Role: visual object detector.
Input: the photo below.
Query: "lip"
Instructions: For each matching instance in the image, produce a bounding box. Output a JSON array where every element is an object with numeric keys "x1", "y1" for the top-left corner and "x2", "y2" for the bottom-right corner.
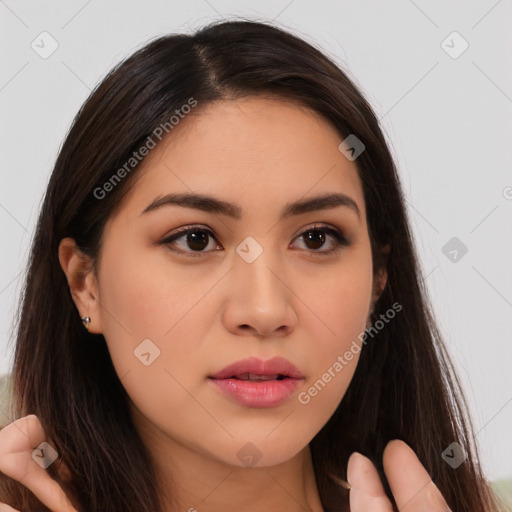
[
  {"x1": 208, "y1": 356, "x2": 304, "y2": 408},
  {"x1": 209, "y1": 356, "x2": 304, "y2": 380}
]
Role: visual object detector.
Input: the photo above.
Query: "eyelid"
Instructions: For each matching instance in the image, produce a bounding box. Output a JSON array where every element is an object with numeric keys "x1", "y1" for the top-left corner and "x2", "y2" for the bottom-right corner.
[
  {"x1": 158, "y1": 222, "x2": 350, "y2": 256},
  {"x1": 291, "y1": 223, "x2": 350, "y2": 254},
  {"x1": 159, "y1": 224, "x2": 221, "y2": 256}
]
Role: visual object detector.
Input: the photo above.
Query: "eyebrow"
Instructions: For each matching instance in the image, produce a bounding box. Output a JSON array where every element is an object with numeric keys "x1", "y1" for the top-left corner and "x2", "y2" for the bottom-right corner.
[{"x1": 140, "y1": 192, "x2": 360, "y2": 221}]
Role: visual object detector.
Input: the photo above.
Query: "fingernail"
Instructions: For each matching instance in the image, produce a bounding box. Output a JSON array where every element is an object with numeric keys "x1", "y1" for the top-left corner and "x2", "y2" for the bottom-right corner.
[
  {"x1": 347, "y1": 451, "x2": 369, "y2": 490},
  {"x1": 347, "y1": 451, "x2": 384, "y2": 497}
]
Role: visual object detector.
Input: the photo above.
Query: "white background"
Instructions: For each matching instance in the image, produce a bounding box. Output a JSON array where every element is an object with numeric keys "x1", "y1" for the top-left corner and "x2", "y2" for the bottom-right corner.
[{"x1": 1, "y1": 0, "x2": 511, "y2": 482}]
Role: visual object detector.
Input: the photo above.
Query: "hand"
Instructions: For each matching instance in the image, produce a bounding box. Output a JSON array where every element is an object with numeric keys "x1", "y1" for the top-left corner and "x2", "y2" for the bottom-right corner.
[
  {"x1": 0, "y1": 414, "x2": 77, "y2": 512},
  {"x1": 347, "y1": 439, "x2": 452, "y2": 511}
]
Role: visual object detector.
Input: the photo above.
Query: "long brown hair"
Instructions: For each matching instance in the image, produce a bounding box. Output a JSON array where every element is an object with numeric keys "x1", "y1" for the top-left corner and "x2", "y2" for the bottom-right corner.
[{"x1": 0, "y1": 19, "x2": 504, "y2": 512}]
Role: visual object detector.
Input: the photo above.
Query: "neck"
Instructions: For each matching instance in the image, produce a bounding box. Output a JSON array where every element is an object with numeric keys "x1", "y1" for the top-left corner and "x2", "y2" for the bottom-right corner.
[{"x1": 131, "y1": 407, "x2": 324, "y2": 512}]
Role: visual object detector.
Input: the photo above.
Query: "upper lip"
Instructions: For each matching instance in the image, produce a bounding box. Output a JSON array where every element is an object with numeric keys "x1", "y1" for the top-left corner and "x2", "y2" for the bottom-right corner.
[{"x1": 209, "y1": 356, "x2": 304, "y2": 379}]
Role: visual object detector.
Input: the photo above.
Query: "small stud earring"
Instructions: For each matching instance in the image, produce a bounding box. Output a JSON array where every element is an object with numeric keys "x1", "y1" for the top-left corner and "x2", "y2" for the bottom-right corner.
[{"x1": 81, "y1": 316, "x2": 91, "y2": 331}]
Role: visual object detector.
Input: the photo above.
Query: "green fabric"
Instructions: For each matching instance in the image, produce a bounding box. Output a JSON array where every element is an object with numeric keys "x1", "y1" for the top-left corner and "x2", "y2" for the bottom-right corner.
[
  {"x1": 493, "y1": 479, "x2": 512, "y2": 510},
  {"x1": 0, "y1": 372, "x2": 510, "y2": 508},
  {"x1": 0, "y1": 372, "x2": 12, "y2": 422}
]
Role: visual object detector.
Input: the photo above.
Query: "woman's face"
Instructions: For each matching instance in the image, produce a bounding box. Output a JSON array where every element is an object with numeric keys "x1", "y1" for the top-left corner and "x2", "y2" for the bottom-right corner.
[{"x1": 89, "y1": 96, "x2": 374, "y2": 468}]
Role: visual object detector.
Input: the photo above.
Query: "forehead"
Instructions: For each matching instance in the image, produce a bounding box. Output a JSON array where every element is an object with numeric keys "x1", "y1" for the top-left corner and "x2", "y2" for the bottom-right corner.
[{"x1": 110, "y1": 96, "x2": 366, "y2": 223}]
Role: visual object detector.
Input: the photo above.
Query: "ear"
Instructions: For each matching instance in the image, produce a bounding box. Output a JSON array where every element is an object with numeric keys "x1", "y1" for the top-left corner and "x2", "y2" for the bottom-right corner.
[
  {"x1": 372, "y1": 267, "x2": 388, "y2": 304},
  {"x1": 371, "y1": 243, "x2": 390, "y2": 306},
  {"x1": 58, "y1": 237, "x2": 103, "y2": 334}
]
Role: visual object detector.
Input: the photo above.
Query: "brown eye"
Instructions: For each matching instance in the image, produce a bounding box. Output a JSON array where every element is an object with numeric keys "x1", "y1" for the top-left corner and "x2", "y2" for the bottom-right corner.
[
  {"x1": 292, "y1": 226, "x2": 350, "y2": 255},
  {"x1": 159, "y1": 224, "x2": 349, "y2": 258},
  {"x1": 160, "y1": 227, "x2": 221, "y2": 254},
  {"x1": 184, "y1": 230, "x2": 210, "y2": 251},
  {"x1": 302, "y1": 230, "x2": 326, "y2": 250}
]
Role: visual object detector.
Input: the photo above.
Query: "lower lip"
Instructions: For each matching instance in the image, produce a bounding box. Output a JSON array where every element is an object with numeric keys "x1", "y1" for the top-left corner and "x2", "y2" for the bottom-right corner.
[{"x1": 208, "y1": 377, "x2": 302, "y2": 408}]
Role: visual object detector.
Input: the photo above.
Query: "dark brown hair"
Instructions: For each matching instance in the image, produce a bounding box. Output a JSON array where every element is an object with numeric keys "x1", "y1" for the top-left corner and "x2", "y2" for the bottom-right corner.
[{"x1": 0, "y1": 19, "x2": 505, "y2": 512}]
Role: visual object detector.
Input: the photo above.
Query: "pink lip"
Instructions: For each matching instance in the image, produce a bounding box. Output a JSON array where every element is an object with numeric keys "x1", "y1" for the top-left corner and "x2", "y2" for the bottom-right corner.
[
  {"x1": 208, "y1": 356, "x2": 304, "y2": 408},
  {"x1": 209, "y1": 356, "x2": 304, "y2": 380}
]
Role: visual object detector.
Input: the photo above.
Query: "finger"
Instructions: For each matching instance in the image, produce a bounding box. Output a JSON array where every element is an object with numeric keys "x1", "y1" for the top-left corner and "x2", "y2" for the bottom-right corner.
[
  {"x1": 347, "y1": 452, "x2": 394, "y2": 512},
  {"x1": 0, "y1": 415, "x2": 78, "y2": 512},
  {"x1": 0, "y1": 415, "x2": 73, "y2": 485},
  {"x1": 15, "y1": 468, "x2": 77, "y2": 512},
  {"x1": 383, "y1": 440, "x2": 452, "y2": 511},
  {"x1": 0, "y1": 415, "x2": 45, "y2": 453},
  {"x1": 0, "y1": 503, "x2": 21, "y2": 512},
  {"x1": 0, "y1": 415, "x2": 46, "y2": 479}
]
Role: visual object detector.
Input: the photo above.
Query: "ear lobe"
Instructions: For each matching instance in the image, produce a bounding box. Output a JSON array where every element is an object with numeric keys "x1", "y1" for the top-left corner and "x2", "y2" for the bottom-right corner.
[{"x1": 58, "y1": 237, "x2": 102, "y2": 334}]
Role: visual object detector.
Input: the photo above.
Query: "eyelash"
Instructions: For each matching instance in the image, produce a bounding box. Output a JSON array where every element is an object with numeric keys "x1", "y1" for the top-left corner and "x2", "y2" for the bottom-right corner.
[{"x1": 158, "y1": 224, "x2": 350, "y2": 257}]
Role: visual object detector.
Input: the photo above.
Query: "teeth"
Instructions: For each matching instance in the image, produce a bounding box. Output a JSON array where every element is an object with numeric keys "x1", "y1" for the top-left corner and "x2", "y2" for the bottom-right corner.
[{"x1": 236, "y1": 372, "x2": 280, "y2": 381}]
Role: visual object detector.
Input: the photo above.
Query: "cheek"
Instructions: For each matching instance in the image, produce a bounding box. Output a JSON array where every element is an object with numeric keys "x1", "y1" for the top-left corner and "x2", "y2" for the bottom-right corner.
[
  {"x1": 294, "y1": 249, "x2": 373, "y2": 415},
  {"x1": 295, "y1": 250, "x2": 373, "y2": 344},
  {"x1": 97, "y1": 246, "x2": 214, "y2": 363},
  {"x1": 293, "y1": 309, "x2": 365, "y2": 440},
  {"x1": 296, "y1": 359, "x2": 358, "y2": 434},
  {"x1": 96, "y1": 246, "x2": 221, "y2": 431},
  {"x1": 95, "y1": 251, "x2": 216, "y2": 443}
]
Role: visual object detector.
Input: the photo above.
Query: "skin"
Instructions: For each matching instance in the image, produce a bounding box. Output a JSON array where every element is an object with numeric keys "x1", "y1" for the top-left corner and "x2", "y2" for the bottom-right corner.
[{"x1": 0, "y1": 97, "x2": 452, "y2": 511}]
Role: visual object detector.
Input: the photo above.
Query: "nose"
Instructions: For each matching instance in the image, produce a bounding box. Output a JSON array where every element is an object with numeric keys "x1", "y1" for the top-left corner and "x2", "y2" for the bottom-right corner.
[{"x1": 221, "y1": 249, "x2": 298, "y2": 338}]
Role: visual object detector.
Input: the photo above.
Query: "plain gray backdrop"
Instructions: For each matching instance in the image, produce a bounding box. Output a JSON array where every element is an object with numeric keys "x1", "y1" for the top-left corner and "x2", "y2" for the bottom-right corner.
[{"x1": 1, "y1": 0, "x2": 511, "y2": 482}]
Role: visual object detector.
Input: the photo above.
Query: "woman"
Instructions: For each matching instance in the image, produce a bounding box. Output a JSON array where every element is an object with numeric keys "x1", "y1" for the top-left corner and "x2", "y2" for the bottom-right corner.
[{"x1": 0, "y1": 19, "x2": 505, "y2": 512}]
